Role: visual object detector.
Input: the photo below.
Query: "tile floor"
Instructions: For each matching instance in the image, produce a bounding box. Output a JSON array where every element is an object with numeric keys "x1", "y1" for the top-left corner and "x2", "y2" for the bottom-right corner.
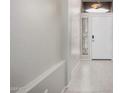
[{"x1": 64, "y1": 60, "x2": 113, "y2": 93}]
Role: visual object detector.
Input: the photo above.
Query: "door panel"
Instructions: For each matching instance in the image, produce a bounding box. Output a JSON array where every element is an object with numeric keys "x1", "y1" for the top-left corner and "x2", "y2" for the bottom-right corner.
[{"x1": 91, "y1": 15, "x2": 112, "y2": 59}]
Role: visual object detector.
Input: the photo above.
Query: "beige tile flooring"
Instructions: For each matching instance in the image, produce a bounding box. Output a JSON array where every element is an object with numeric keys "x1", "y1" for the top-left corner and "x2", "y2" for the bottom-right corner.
[{"x1": 64, "y1": 60, "x2": 113, "y2": 93}]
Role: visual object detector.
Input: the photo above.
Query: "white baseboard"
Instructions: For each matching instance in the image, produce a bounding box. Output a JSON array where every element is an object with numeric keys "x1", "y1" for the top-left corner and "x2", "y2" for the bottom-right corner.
[
  {"x1": 61, "y1": 86, "x2": 68, "y2": 93},
  {"x1": 60, "y1": 61, "x2": 80, "y2": 93},
  {"x1": 16, "y1": 60, "x2": 65, "y2": 93},
  {"x1": 66, "y1": 61, "x2": 80, "y2": 88},
  {"x1": 71, "y1": 61, "x2": 80, "y2": 75},
  {"x1": 61, "y1": 80, "x2": 71, "y2": 93}
]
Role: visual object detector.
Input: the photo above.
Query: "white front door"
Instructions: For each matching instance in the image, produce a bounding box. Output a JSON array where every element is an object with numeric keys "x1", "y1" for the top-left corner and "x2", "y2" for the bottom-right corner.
[{"x1": 91, "y1": 14, "x2": 113, "y2": 59}]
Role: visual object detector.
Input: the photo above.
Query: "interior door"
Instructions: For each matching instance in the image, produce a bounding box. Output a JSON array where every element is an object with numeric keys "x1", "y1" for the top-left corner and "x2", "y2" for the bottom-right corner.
[{"x1": 91, "y1": 14, "x2": 113, "y2": 59}]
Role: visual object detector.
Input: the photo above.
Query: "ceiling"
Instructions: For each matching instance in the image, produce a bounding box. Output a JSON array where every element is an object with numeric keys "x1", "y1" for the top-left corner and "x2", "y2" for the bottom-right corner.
[{"x1": 82, "y1": 0, "x2": 113, "y2": 2}]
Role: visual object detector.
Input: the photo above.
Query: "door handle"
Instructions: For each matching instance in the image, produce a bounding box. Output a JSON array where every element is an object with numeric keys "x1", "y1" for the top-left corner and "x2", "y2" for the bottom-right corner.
[
  {"x1": 92, "y1": 35, "x2": 94, "y2": 39},
  {"x1": 92, "y1": 35, "x2": 95, "y2": 41}
]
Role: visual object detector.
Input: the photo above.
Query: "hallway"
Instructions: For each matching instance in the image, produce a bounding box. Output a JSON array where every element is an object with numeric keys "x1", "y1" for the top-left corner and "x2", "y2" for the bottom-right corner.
[
  {"x1": 64, "y1": 61, "x2": 113, "y2": 93},
  {"x1": 10, "y1": 0, "x2": 113, "y2": 93}
]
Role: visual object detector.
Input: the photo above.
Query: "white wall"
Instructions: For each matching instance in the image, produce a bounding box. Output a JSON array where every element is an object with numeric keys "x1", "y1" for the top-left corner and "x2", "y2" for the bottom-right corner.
[
  {"x1": 10, "y1": 0, "x2": 66, "y2": 92},
  {"x1": 11, "y1": 0, "x2": 81, "y2": 92},
  {"x1": 67, "y1": 0, "x2": 81, "y2": 81}
]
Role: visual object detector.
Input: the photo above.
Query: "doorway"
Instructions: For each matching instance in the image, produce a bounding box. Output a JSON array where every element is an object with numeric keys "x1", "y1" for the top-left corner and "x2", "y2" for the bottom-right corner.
[{"x1": 81, "y1": 13, "x2": 113, "y2": 60}]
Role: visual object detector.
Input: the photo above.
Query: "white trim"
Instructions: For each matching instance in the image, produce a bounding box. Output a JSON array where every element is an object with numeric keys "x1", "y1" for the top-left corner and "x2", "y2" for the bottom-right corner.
[
  {"x1": 71, "y1": 61, "x2": 80, "y2": 75},
  {"x1": 80, "y1": 59, "x2": 91, "y2": 61},
  {"x1": 16, "y1": 60, "x2": 65, "y2": 93},
  {"x1": 61, "y1": 78, "x2": 71, "y2": 93},
  {"x1": 61, "y1": 61, "x2": 81, "y2": 93},
  {"x1": 67, "y1": 61, "x2": 80, "y2": 88},
  {"x1": 61, "y1": 86, "x2": 68, "y2": 93}
]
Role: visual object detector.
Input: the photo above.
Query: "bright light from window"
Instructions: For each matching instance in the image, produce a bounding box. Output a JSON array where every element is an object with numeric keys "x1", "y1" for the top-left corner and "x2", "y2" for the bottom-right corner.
[{"x1": 85, "y1": 8, "x2": 109, "y2": 13}]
